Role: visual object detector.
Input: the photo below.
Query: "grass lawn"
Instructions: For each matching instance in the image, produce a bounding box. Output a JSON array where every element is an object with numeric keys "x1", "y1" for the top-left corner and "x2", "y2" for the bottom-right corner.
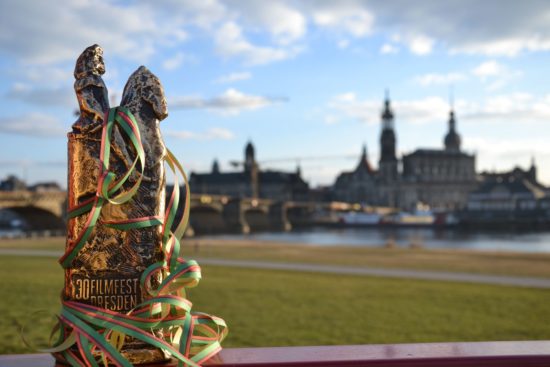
[
  {"x1": 0, "y1": 237, "x2": 65, "y2": 251},
  {"x1": 2, "y1": 255, "x2": 550, "y2": 354},
  {"x1": 4, "y1": 236, "x2": 550, "y2": 278}
]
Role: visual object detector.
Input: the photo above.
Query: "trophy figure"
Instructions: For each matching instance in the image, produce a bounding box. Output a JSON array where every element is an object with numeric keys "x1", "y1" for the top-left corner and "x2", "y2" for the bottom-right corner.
[
  {"x1": 56, "y1": 45, "x2": 226, "y2": 366},
  {"x1": 62, "y1": 44, "x2": 169, "y2": 364}
]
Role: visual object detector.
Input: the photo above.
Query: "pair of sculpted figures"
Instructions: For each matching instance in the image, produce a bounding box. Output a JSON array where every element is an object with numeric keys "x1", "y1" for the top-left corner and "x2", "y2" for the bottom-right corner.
[{"x1": 55, "y1": 45, "x2": 226, "y2": 366}]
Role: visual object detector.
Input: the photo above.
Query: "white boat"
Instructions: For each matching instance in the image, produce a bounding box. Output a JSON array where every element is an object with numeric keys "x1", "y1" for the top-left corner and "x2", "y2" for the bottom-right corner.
[
  {"x1": 339, "y1": 211, "x2": 381, "y2": 225},
  {"x1": 382, "y1": 203, "x2": 435, "y2": 226},
  {"x1": 396, "y1": 210, "x2": 435, "y2": 225}
]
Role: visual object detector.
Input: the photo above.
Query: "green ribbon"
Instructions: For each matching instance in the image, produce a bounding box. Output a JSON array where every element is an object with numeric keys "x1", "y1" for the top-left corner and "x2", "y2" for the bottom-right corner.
[{"x1": 50, "y1": 107, "x2": 227, "y2": 367}]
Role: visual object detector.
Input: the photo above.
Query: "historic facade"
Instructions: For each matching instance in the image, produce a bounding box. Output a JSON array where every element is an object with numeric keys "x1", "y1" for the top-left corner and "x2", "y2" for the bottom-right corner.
[
  {"x1": 467, "y1": 163, "x2": 545, "y2": 213},
  {"x1": 333, "y1": 145, "x2": 377, "y2": 203},
  {"x1": 189, "y1": 141, "x2": 310, "y2": 201},
  {"x1": 333, "y1": 94, "x2": 477, "y2": 210},
  {"x1": 461, "y1": 163, "x2": 549, "y2": 227}
]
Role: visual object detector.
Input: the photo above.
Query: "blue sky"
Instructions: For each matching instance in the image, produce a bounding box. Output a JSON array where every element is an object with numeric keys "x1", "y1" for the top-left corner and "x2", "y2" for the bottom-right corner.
[{"x1": 1, "y1": 0, "x2": 550, "y2": 187}]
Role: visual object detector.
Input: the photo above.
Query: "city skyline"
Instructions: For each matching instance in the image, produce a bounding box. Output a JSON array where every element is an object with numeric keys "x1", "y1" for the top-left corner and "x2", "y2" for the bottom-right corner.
[{"x1": 1, "y1": 1, "x2": 550, "y2": 187}]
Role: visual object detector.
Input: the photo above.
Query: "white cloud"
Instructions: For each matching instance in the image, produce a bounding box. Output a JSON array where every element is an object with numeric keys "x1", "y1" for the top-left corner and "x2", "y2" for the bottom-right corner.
[
  {"x1": 165, "y1": 127, "x2": 235, "y2": 141},
  {"x1": 21, "y1": 66, "x2": 72, "y2": 84},
  {"x1": 0, "y1": 113, "x2": 67, "y2": 137},
  {"x1": 463, "y1": 93, "x2": 550, "y2": 122},
  {"x1": 380, "y1": 43, "x2": 399, "y2": 54},
  {"x1": 350, "y1": 1, "x2": 550, "y2": 57},
  {"x1": 170, "y1": 88, "x2": 285, "y2": 115},
  {"x1": 328, "y1": 93, "x2": 452, "y2": 125},
  {"x1": 234, "y1": 1, "x2": 306, "y2": 45},
  {"x1": 3, "y1": 0, "x2": 550, "y2": 76},
  {"x1": 312, "y1": 4, "x2": 374, "y2": 37},
  {"x1": 408, "y1": 35, "x2": 434, "y2": 55},
  {"x1": 162, "y1": 52, "x2": 187, "y2": 71},
  {"x1": 329, "y1": 92, "x2": 550, "y2": 128},
  {"x1": 451, "y1": 37, "x2": 550, "y2": 57},
  {"x1": 6, "y1": 84, "x2": 75, "y2": 107},
  {"x1": 149, "y1": 0, "x2": 227, "y2": 29},
  {"x1": 324, "y1": 115, "x2": 340, "y2": 125},
  {"x1": 206, "y1": 127, "x2": 235, "y2": 140},
  {"x1": 334, "y1": 92, "x2": 357, "y2": 102},
  {"x1": 0, "y1": 0, "x2": 189, "y2": 65},
  {"x1": 338, "y1": 39, "x2": 350, "y2": 49},
  {"x1": 214, "y1": 22, "x2": 301, "y2": 65},
  {"x1": 215, "y1": 71, "x2": 252, "y2": 84},
  {"x1": 472, "y1": 60, "x2": 503, "y2": 79},
  {"x1": 415, "y1": 72, "x2": 466, "y2": 86},
  {"x1": 471, "y1": 60, "x2": 523, "y2": 91}
]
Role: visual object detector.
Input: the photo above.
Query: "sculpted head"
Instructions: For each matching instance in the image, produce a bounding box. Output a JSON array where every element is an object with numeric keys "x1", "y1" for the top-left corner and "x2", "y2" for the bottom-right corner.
[
  {"x1": 121, "y1": 66, "x2": 168, "y2": 121},
  {"x1": 74, "y1": 44, "x2": 105, "y2": 80}
]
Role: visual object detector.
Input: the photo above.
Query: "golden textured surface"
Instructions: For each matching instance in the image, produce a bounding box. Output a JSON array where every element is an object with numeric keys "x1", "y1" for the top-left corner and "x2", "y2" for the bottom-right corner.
[{"x1": 62, "y1": 45, "x2": 170, "y2": 365}]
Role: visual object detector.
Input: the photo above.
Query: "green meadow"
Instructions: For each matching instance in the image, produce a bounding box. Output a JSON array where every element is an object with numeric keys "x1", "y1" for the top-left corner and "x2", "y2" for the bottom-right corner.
[{"x1": 1, "y1": 253, "x2": 550, "y2": 354}]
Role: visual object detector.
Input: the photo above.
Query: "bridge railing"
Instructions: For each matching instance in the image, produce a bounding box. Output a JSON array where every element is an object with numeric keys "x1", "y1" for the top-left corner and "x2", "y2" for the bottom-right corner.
[{"x1": 2, "y1": 341, "x2": 550, "y2": 367}]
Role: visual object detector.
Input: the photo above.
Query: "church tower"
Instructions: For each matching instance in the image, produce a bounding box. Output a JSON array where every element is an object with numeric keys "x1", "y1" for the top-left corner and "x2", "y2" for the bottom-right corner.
[
  {"x1": 528, "y1": 156, "x2": 537, "y2": 183},
  {"x1": 244, "y1": 141, "x2": 259, "y2": 198},
  {"x1": 444, "y1": 109, "x2": 461, "y2": 152},
  {"x1": 244, "y1": 141, "x2": 255, "y2": 172},
  {"x1": 379, "y1": 91, "x2": 398, "y2": 182},
  {"x1": 211, "y1": 159, "x2": 220, "y2": 174}
]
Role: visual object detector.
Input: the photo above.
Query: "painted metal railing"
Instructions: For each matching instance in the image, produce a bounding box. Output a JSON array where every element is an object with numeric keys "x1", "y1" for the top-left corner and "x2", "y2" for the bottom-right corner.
[{"x1": 2, "y1": 341, "x2": 550, "y2": 367}]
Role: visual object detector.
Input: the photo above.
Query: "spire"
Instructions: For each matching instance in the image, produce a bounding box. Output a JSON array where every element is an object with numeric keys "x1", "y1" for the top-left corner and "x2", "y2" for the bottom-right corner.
[
  {"x1": 244, "y1": 140, "x2": 256, "y2": 172},
  {"x1": 379, "y1": 90, "x2": 397, "y2": 168},
  {"x1": 245, "y1": 140, "x2": 255, "y2": 160},
  {"x1": 528, "y1": 155, "x2": 537, "y2": 181},
  {"x1": 449, "y1": 110, "x2": 456, "y2": 131},
  {"x1": 381, "y1": 89, "x2": 394, "y2": 129},
  {"x1": 444, "y1": 107, "x2": 461, "y2": 152},
  {"x1": 356, "y1": 144, "x2": 374, "y2": 174},
  {"x1": 212, "y1": 158, "x2": 220, "y2": 174},
  {"x1": 296, "y1": 161, "x2": 302, "y2": 177}
]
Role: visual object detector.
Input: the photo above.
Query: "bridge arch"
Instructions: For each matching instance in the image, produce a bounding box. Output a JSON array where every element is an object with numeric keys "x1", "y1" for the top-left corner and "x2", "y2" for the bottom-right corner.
[
  {"x1": 0, "y1": 206, "x2": 65, "y2": 231},
  {"x1": 189, "y1": 205, "x2": 226, "y2": 234},
  {"x1": 243, "y1": 207, "x2": 270, "y2": 232}
]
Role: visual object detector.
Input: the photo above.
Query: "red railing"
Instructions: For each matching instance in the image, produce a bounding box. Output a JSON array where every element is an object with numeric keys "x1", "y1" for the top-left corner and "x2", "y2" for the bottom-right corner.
[{"x1": 2, "y1": 341, "x2": 550, "y2": 367}]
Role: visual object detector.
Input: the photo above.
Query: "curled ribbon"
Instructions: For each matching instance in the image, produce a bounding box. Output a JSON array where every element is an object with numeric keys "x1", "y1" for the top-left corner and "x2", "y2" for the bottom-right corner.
[{"x1": 49, "y1": 107, "x2": 227, "y2": 367}]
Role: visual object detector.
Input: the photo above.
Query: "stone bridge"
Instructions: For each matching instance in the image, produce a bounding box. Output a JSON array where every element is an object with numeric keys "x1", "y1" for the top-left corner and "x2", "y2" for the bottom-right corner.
[
  {"x1": 0, "y1": 190, "x2": 67, "y2": 230},
  {"x1": 0, "y1": 191, "x2": 342, "y2": 234},
  {"x1": 188, "y1": 195, "x2": 346, "y2": 234},
  {"x1": 189, "y1": 194, "x2": 295, "y2": 234}
]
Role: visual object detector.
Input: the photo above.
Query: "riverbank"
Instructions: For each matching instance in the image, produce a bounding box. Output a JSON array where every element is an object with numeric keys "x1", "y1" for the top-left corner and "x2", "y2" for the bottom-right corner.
[{"x1": 3, "y1": 236, "x2": 550, "y2": 279}]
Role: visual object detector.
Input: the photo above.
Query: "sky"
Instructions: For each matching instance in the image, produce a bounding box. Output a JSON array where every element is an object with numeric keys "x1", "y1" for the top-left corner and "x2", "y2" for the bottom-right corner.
[{"x1": 1, "y1": 0, "x2": 550, "y2": 188}]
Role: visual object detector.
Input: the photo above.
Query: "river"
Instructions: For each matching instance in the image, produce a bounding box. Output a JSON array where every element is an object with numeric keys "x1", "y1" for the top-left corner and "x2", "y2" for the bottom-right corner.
[{"x1": 200, "y1": 227, "x2": 550, "y2": 253}]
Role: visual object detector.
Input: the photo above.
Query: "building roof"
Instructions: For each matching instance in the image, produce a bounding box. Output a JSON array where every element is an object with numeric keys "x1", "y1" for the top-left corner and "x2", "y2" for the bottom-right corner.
[
  {"x1": 404, "y1": 148, "x2": 473, "y2": 159},
  {"x1": 480, "y1": 166, "x2": 546, "y2": 192},
  {"x1": 260, "y1": 171, "x2": 306, "y2": 185},
  {"x1": 356, "y1": 145, "x2": 375, "y2": 174},
  {"x1": 472, "y1": 175, "x2": 546, "y2": 198},
  {"x1": 334, "y1": 145, "x2": 377, "y2": 185},
  {"x1": 190, "y1": 171, "x2": 246, "y2": 185},
  {"x1": 190, "y1": 170, "x2": 306, "y2": 186}
]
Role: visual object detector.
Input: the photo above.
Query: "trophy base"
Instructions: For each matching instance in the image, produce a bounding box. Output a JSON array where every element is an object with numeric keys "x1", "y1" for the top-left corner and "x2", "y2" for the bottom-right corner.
[
  {"x1": 121, "y1": 343, "x2": 172, "y2": 365},
  {"x1": 54, "y1": 342, "x2": 172, "y2": 366}
]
